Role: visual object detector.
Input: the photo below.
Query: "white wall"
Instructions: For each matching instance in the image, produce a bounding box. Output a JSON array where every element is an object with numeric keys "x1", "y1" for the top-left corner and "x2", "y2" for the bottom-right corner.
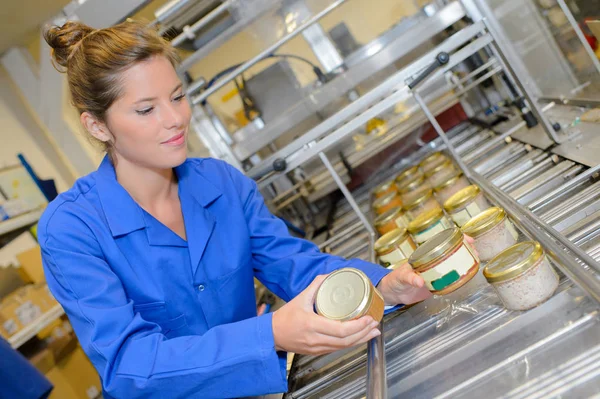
[{"x1": 0, "y1": 65, "x2": 70, "y2": 193}]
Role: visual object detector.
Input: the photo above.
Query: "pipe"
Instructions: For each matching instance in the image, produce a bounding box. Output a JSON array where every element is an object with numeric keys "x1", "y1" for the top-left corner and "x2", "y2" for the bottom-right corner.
[
  {"x1": 366, "y1": 321, "x2": 387, "y2": 399},
  {"x1": 191, "y1": 0, "x2": 347, "y2": 104},
  {"x1": 171, "y1": 0, "x2": 233, "y2": 47}
]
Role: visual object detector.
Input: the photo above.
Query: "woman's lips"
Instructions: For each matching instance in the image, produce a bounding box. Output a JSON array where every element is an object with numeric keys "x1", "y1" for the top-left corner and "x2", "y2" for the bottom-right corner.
[{"x1": 162, "y1": 132, "x2": 185, "y2": 146}]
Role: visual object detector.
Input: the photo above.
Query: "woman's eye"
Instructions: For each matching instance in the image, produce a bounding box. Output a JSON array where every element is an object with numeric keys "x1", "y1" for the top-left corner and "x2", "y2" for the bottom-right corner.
[
  {"x1": 173, "y1": 94, "x2": 185, "y2": 102},
  {"x1": 136, "y1": 107, "x2": 154, "y2": 115}
]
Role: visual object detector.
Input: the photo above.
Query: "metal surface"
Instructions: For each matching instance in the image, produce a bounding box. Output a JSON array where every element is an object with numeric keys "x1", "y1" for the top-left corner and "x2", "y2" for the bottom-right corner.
[
  {"x1": 366, "y1": 322, "x2": 387, "y2": 399},
  {"x1": 190, "y1": 0, "x2": 347, "y2": 104},
  {"x1": 171, "y1": 0, "x2": 232, "y2": 47}
]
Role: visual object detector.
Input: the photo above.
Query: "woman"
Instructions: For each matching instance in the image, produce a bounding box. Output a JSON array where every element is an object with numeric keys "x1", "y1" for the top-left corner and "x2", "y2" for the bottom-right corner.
[{"x1": 39, "y1": 20, "x2": 431, "y2": 399}]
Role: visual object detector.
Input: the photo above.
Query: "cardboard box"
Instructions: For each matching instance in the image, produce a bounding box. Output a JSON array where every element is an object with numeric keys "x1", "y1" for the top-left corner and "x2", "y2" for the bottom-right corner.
[
  {"x1": 54, "y1": 346, "x2": 102, "y2": 399},
  {"x1": 0, "y1": 286, "x2": 43, "y2": 338},
  {"x1": 16, "y1": 246, "x2": 45, "y2": 284}
]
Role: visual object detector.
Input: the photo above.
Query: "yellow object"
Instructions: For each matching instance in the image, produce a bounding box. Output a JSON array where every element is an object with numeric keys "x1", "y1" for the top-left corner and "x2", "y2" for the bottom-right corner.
[
  {"x1": 484, "y1": 241, "x2": 545, "y2": 283},
  {"x1": 16, "y1": 246, "x2": 45, "y2": 284},
  {"x1": 45, "y1": 347, "x2": 102, "y2": 399},
  {"x1": 366, "y1": 118, "x2": 388, "y2": 136},
  {"x1": 221, "y1": 87, "x2": 240, "y2": 103},
  {"x1": 443, "y1": 185, "x2": 482, "y2": 213}
]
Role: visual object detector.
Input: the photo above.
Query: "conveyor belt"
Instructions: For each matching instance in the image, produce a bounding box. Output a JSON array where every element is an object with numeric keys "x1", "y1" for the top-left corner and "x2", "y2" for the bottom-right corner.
[{"x1": 287, "y1": 106, "x2": 600, "y2": 398}]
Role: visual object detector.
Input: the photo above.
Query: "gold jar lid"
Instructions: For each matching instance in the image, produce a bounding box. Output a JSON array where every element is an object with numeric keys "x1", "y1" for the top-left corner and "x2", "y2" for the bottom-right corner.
[
  {"x1": 443, "y1": 185, "x2": 481, "y2": 213},
  {"x1": 407, "y1": 208, "x2": 445, "y2": 234},
  {"x1": 409, "y1": 228, "x2": 463, "y2": 269},
  {"x1": 372, "y1": 192, "x2": 399, "y2": 210},
  {"x1": 461, "y1": 207, "x2": 506, "y2": 238},
  {"x1": 483, "y1": 241, "x2": 544, "y2": 283},
  {"x1": 374, "y1": 180, "x2": 395, "y2": 196},
  {"x1": 404, "y1": 188, "x2": 435, "y2": 210},
  {"x1": 374, "y1": 207, "x2": 404, "y2": 228},
  {"x1": 434, "y1": 172, "x2": 465, "y2": 191},
  {"x1": 420, "y1": 152, "x2": 446, "y2": 169},
  {"x1": 315, "y1": 268, "x2": 372, "y2": 320},
  {"x1": 374, "y1": 228, "x2": 410, "y2": 254},
  {"x1": 399, "y1": 175, "x2": 428, "y2": 193},
  {"x1": 395, "y1": 166, "x2": 421, "y2": 186},
  {"x1": 424, "y1": 159, "x2": 453, "y2": 177}
]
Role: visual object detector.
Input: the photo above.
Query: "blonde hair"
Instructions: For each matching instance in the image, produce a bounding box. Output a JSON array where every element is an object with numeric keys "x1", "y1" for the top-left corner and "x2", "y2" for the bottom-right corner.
[{"x1": 44, "y1": 20, "x2": 180, "y2": 152}]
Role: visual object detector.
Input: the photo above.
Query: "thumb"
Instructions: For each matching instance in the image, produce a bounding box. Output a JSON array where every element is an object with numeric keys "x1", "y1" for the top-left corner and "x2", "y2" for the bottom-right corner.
[{"x1": 300, "y1": 274, "x2": 328, "y2": 307}]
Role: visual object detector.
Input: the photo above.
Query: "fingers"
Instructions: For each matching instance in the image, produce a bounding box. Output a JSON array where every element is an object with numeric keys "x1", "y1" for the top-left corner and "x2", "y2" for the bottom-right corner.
[
  {"x1": 315, "y1": 323, "x2": 381, "y2": 350},
  {"x1": 390, "y1": 263, "x2": 425, "y2": 288},
  {"x1": 300, "y1": 274, "x2": 328, "y2": 306},
  {"x1": 465, "y1": 235, "x2": 475, "y2": 245},
  {"x1": 312, "y1": 315, "x2": 375, "y2": 338}
]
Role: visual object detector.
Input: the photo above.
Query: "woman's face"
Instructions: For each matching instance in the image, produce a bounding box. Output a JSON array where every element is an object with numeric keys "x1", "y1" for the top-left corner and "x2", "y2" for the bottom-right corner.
[{"x1": 103, "y1": 55, "x2": 191, "y2": 170}]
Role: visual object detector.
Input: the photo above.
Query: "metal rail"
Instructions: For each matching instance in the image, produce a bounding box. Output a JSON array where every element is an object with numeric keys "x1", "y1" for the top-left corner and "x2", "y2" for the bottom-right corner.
[
  {"x1": 171, "y1": 0, "x2": 233, "y2": 48},
  {"x1": 190, "y1": 0, "x2": 347, "y2": 104}
]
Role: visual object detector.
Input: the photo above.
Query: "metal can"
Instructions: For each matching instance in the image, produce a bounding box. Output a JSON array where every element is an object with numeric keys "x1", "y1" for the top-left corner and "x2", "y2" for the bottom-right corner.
[
  {"x1": 374, "y1": 228, "x2": 417, "y2": 268},
  {"x1": 315, "y1": 268, "x2": 385, "y2": 322},
  {"x1": 419, "y1": 152, "x2": 449, "y2": 174},
  {"x1": 461, "y1": 207, "x2": 519, "y2": 261},
  {"x1": 443, "y1": 185, "x2": 491, "y2": 227},
  {"x1": 403, "y1": 188, "x2": 441, "y2": 221},
  {"x1": 395, "y1": 166, "x2": 423, "y2": 189},
  {"x1": 373, "y1": 180, "x2": 398, "y2": 199},
  {"x1": 372, "y1": 192, "x2": 403, "y2": 215},
  {"x1": 408, "y1": 228, "x2": 480, "y2": 295},
  {"x1": 433, "y1": 172, "x2": 471, "y2": 204},
  {"x1": 373, "y1": 206, "x2": 410, "y2": 235},
  {"x1": 483, "y1": 241, "x2": 559, "y2": 310},
  {"x1": 407, "y1": 207, "x2": 454, "y2": 244},
  {"x1": 425, "y1": 159, "x2": 459, "y2": 188}
]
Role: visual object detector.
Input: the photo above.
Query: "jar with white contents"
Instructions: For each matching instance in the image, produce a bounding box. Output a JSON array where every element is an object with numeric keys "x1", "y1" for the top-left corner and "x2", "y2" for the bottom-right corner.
[
  {"x1": 461, "y1": 207, "x2": 518, "y2": 261},
  {"x1": 398, "y1": 176, "x2": 432, "y2": 205},
  {"x1": 407, "y1": 207, "x2": 454, "y2": 245},
  {"x1": 434, "y1": 172, "x2": 471, "y2": 204},
  {"x1": 443, "y1": 185, "x2": 490, "y2": 227},
  {"x1": 484, "y1": 241, "x2": 559, "y2": 310},
  {"x1": 420, "y1": 152, "x2": 449, "y2": 175},
  {"x1": 395, "y1": 165, "x2": 423, "y2": 190},
  {"x1": 373, "y1": 206, "x2": 410, "y2": 235},
  {"x1": 425, "y1": 159, "x2": 459, "y2": 188},
  {"x1": 403, "y1": 189, "x2": 441, "y2": 221},
  {"x1": 374, "y1": 228, "x2": 417, "y2": 268},
  {"x1": 408, "y1": 228, "x2": 480, "y2": 295}
]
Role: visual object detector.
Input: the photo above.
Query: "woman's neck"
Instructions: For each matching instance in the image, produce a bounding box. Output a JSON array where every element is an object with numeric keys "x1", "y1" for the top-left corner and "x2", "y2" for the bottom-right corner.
[{"x1": 113, "y1": 155, "x2": 178, "y2": 210}]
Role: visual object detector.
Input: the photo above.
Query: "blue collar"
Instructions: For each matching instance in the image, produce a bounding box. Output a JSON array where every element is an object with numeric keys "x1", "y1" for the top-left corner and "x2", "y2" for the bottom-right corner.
[{"x1": 95, "y1": 156, "x2": 222, "y2": 237}]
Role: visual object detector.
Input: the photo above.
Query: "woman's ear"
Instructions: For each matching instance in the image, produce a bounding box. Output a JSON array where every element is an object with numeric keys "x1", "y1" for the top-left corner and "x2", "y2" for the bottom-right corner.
[{"x1": 80, "y1": 112, "x2": 113, "y2": 143}]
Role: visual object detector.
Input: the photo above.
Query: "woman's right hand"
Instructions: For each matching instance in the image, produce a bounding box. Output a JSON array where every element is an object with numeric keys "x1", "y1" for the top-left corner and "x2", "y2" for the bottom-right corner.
[{"x1": 271, "y1": 275, "x2": 381, "y2": 356}]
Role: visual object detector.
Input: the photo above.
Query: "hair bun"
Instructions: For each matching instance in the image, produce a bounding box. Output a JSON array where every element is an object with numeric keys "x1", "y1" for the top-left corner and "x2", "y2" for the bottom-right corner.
[{"x1": 43, "y1": 21, "x2": 95, "y2": 69}]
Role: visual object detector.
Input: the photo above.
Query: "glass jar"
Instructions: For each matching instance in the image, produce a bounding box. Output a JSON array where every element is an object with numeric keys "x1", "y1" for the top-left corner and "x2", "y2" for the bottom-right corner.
[
  {"x1": 372, "y1": 192, "x2": 403, "y2": 215},
  {"x1": 395, "y1": 166, "x2": 423, "y2": 190},
  {"x1": 374, "y1": 228, "x2": 417, "y2": 268},
  {"x1": 419, "y1": 152, "x2": 449, "y2": 175},
  {"x1": 484, "y1": 241, "x2": 559, "y2": 310},
  {"x1": 403, "y1": 189, "x2": 441, "y2": 221},
  {"x1": 399, "y1": 176, "x2": 432, "y2": 204},
  {"x1": 425, "y1": 159, "x2": 459, "y2": 188},
  {"x1": 407, "y1": 208, "x2": 454, "y2": 245},
  {"x1": 462, "y1": 207, "x2": 519, "y2": 261},
  {"x1": 387, "y1": 259, "x2": 407, "y2": 270},
  {"x1": 443, "y1": 185, "x2": 491, "y2": 227},
  {"x1": 434, "y1": 172, "x2": 471, "y2": 204},
  {"x1": 373, "y1": 180, "x2": 398, "y2": 199},
  {"x1": 408, "y1": 228, "x2": 480, "y2": 295},
  {"x1": 374, "y1": 206, "x2": 410, "y2": 235},
  {"x1": 316, "y1": 268, "x2": 385, "y2": 322}
]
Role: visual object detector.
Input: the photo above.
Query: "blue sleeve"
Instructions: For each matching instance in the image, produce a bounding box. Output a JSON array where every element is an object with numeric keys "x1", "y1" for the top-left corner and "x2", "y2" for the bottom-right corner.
[
  {"x1": 225, "y1": 164, "x2": 391, "y2": 302},
  {"x1": 39, "y1": 209, "x2": 287, "y2": 399}
]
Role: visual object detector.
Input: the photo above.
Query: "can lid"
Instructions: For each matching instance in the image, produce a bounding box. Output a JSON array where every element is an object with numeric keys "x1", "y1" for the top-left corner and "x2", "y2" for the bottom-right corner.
[
  {"x1": 374, "y1": 180, "x2": 395, "y2": 195},
  {"x1": 420, "y1": 152, "x2": 446, "y2": 171},
  {"x1": 395, "y1": 166, "x2": 421, "y2": 186},
  {"x1": 407, "y1": 207, "x2": 445, "y2": 234},
  {"x1": 409, "y1": 228, "x2": 463, "y2": 269},
  {"x1": 372, "y1": 192, "x2": 400, "y2": 210},
  {"x1": 483, "y1": 241, "x2": 544, "y2": 283},
  {"x1": 399, "y1": 175, "x2": 428, "y2": 193},
  {"x1": 374, "y1": 227, "x2": 410, "y2": 253},
  {"x1": 374, "y1": 207, "x2": 404, "y2": 227},
  {"x1": 404, "y1": 188, "x2": 435, "y2": 209},
  {"x1": 434, "y1": 172, "x2": 464, "y2": 191},
  {"x1": 443, "y1": 185, "x2": 481, "y2": 213},
  {"x1": 461, "y1": 207, "x2": 506, "y2": 237},
  {"x1": 315, "y1": 268, "x2": 372, "y2": 320},
  {"x1": 424, "y1": 159, "x2": 453, "y2": 177}
]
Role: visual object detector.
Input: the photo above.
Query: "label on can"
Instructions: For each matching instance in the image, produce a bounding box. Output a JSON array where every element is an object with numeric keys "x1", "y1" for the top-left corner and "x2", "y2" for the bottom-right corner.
[
  {"x1": 414, "y1": 218, "x2": 453, "y2": 244},
  {"x1": 378, "y1": 241, "x2": 415, "y2": 267},
  {"x1": 419, "y1": 244, "x2": 478, "y2": 291},
  {"x1": 450, "y1": 203, "x2": 482, "y2": 227}
]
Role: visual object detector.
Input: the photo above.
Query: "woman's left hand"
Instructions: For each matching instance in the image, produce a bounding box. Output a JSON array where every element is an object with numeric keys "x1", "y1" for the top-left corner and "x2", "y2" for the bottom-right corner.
[{"x1": 377, "y1": 262, "x2": 432, "y2": 305}]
